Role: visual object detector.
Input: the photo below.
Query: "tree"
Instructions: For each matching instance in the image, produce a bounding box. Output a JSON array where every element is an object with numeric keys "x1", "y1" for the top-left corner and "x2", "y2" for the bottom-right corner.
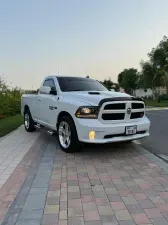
[
  {"x1": 140, "y1": 61, "x2": 156, "y2": 88},
  {"x1": 113, "y1": 83, "x2": 120, "y2": 91},
  {"x1": 118, "y1": 72, "x2": 124, "y2": 87},
  {"x1": 101, "y1": 79, "x2": 120, "y2": 91},
  {"x1": 116, "y1": 36, "x2": 168, "y2": 99},
  {"x1": 139, "y1": 60, "x2": 161, "y2": 99},
  {"x1": 102, "y1": 79, "x2": 114, "y2": 90},
  {"x1": 0, "y1": 76, "x2": 7, "y2": 91},
  {"x1": 148, "y1": 36, "x2": 168, "y2": 93},
  {"x1": 117, "y1": 68, "x2": 138, "y2": 94}
]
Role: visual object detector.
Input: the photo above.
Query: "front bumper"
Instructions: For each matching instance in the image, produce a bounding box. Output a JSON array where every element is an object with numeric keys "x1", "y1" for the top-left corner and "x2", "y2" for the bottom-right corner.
[{"x1": 75, "y1": 116, "x2": 150, "y2": 144}]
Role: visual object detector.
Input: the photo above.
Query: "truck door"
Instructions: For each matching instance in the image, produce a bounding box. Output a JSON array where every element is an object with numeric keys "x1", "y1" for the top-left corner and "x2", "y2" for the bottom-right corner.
[{"x1": 38, "y1": 78, "x2": 59, "y2": 129}]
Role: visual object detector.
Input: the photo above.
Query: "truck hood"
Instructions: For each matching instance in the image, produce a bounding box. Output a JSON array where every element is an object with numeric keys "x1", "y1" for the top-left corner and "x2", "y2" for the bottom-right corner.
[{"x1": 62, "y1": 91, "x2": 132, "y2": 106}]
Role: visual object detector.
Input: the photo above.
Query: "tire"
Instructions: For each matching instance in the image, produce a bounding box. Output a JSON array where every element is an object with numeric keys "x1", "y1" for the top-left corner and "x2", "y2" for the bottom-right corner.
[
  {"x1": 123, "y1": 140, "x2": 132, "y2": 144},
  {"x1": 24, "y1": 109, "x2": 36, "y2": 132},
  {"x1": 57, "y1": 116, "x2": 81, "y2": 153}
]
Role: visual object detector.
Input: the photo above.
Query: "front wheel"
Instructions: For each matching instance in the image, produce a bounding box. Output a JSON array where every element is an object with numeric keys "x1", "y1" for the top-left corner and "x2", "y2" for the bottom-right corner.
[
  {"x1": 24, "y1": 110, "x2": 36, "y2": 132},
  {"x1": 58, "y1": 116, "x2": 81, "y2": 153},
  {"x1": 123, "y1": 140, "x2": 132, "y2": 144}
]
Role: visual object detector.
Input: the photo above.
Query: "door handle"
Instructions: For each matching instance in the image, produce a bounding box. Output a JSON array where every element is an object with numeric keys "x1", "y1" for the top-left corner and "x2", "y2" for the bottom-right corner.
[
  {"x1": 49, "y1": 106, "x2": 57, "y2": 110},
  {"x1": 49, "y1": 106, "x2": 54, "y2": 110},
  {"x1": 37, "y1": 98, "x2": 42, "y2": 101}
]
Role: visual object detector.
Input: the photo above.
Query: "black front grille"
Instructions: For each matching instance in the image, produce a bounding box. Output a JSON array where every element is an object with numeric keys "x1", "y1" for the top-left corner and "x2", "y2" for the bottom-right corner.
[
  {"x1": 104, "y1": 130, "x2": 146, "y2": 139},
  {"x1": 131, "y1": 112, "x2": 144, "y2": 119},
  {"x1": 102, "y1": 113, "x2": 125, "y2": 120},
  {"x1": 132, "y1": 103, "x2": 144, "y2": 109},
  {"x1": 104, "y1": 103, "x2": 126, "y2": 110}
]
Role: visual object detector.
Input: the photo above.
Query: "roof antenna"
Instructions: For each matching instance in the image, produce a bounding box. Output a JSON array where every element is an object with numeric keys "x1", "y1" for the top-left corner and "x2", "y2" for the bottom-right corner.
[
  {"x1": 58, "y1": 63, "x2": 59, "y2": 75},
  {"x1": 86, "y1": 75, "x2": 89, "y2": 78}
]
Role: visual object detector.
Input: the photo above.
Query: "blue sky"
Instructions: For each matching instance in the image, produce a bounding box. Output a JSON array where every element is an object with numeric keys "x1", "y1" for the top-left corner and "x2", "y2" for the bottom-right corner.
[{"x1": 0, "y1": 0, "x2": 168, "y2": 89}]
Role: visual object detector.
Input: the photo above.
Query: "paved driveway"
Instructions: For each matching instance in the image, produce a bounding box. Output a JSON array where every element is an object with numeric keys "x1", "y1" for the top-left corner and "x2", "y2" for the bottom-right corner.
[{"x1": 1, "y1": 127, "x2": 168, "y2": 225}]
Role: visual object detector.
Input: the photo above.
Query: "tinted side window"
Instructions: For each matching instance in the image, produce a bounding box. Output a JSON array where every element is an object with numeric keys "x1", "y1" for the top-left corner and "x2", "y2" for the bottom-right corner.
[
  {"x1": 43, "y1": 79, "x2": 56, "y2": 89},
  {"x1": 42, "y1": 78, "x2": 57, "y2": 95}
]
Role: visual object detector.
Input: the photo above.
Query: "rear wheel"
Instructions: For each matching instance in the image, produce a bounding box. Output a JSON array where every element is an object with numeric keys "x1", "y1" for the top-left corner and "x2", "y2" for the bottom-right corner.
[
  {"x1": 24, "y1": 109, "x2": 36, "y2": 132},
  {"x1": 58, "y1": 116, "x2": 81, "y2": 153}
]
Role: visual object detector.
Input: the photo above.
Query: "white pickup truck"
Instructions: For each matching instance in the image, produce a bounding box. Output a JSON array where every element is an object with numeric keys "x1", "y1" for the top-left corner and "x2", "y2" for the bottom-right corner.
[{"x1": 21, "y1": 76, "x2": 150, "y2": 153}]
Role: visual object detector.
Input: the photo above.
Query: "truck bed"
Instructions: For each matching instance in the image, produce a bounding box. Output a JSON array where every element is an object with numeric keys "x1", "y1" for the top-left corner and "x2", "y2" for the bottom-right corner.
[{"x1": 21, "y1": 94, "x2": 37, "y2": 116}]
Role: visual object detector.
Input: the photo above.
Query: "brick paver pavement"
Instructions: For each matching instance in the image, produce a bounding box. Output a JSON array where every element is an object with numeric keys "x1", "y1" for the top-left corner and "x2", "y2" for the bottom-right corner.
[
  {"x1": 0, "y1": 125, "x2": 39, "y2": 187},
  {"x1": 1, "y1": 127, "x2": 168, "y2": 225}
]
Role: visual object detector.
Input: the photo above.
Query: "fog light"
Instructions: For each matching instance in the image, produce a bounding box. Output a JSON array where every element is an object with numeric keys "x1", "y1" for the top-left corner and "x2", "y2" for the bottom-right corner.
[{"x1": 89, "y1": 131, "x2": 95, "y2": 140}]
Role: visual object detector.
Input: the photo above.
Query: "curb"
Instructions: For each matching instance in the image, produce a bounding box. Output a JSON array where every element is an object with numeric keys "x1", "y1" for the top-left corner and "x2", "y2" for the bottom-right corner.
[
  {"x1": 146, "y1": 107, "x2": 168, "y2": 111},
  {"x1": 0, "y1": 125, "x2": 24, "y2": 143},
  {"x1": 133, "y1": 143, "x2": 168, "y2": 174}
]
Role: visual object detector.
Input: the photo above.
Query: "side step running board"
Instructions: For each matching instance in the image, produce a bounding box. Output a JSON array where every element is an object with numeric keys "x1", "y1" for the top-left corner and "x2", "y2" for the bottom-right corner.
[{"x1": 35, "y1": 124, "x2": 56, "y2": 136}]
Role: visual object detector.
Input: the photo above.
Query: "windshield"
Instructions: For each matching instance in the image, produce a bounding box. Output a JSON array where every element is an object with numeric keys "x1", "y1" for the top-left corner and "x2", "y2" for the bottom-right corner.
[{"x1": 57, "y1": 77, "x2": 108, "y2": 92}]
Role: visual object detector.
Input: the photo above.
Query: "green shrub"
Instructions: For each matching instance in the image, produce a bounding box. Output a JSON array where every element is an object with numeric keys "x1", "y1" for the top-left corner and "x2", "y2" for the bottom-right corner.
[
  {"x1": 0, "y1": 77, "x2": 23, "y2": 118},
  {"x1": 0, "y1": 89, "x2": 22, "y2": 118},
  {"x1": 159, "y1": 94, "x2": 168, "y2": 100}
]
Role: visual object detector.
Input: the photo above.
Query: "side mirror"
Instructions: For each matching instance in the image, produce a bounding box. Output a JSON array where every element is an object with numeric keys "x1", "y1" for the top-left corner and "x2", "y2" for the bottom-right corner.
[
  {"x1": 50, "y1": 88, "x2": 57, "y2": 95},
  {"x1": 39, "y1": 86, "x2": 51, "y2": 94}
]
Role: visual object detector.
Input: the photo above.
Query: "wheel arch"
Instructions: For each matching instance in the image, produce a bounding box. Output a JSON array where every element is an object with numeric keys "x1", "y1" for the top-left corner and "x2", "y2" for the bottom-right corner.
[
  {"x1": 57, "y1": 111, "x2": 75, "y2": 127},
  {"x1": 24, "y1": 105, "x2": 29, "y2": 114},
  {"x1": 56, "y1": 111, "x2": 76, "y2": 130}
]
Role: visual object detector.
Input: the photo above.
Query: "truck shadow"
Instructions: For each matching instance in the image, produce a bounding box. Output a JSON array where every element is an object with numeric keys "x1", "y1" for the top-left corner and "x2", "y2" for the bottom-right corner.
[
  {"x1": 42, "y1": 132, "x2": 136, "y2": 156},
  {"x1": 80, "y1": 142, "x2": 134, "y2": 155}
]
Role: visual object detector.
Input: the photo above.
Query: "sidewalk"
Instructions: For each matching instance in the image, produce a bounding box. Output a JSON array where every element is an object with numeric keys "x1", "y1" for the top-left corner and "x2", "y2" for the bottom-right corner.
[
  {"x1": 0, "y1": 125, "x2": 39, "y2": 188},
  {"x1": 146, "y1": 107, "x2": 168, "y2": 111},
  {"x1": 1, "y1": 127, "x2": 168, "y2": 225}
]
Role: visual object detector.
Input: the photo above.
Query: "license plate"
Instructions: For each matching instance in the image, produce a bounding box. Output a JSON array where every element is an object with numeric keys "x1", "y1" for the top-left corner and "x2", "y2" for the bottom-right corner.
[{"x1": 125, "y1": 126, "x2": 137, "y2": 135}]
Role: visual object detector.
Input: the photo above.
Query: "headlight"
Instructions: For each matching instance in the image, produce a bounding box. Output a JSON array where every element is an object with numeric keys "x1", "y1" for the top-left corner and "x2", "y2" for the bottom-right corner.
[{"x1": 75, "y1": 106, "x2": 99, "y2": 119}]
